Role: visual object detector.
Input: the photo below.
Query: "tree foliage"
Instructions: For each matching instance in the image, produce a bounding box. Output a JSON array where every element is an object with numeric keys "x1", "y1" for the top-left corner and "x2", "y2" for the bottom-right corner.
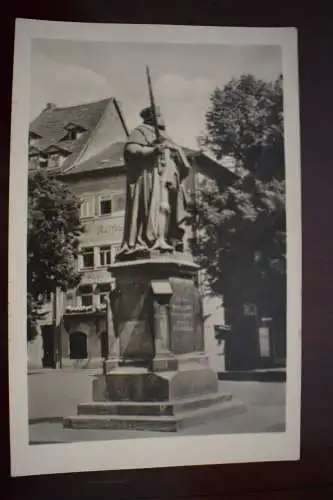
[
  {"x1": 200, "y1": 74, "x2": 284, "y2": 179},
  {"x1": 27, "y1": 171, "x2": 84, "y2": 341},
  {"x1": 191, "y1": 74, "x2": 285, "y2": 324}
]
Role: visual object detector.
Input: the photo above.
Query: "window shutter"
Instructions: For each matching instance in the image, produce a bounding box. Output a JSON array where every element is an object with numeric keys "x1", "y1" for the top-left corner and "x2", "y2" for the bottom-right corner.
[
  {"x1": 80, "y1": 197, "x2": 94, "y2": 218},
  {"x1": 89, "y1": 197, "x2": 95, "y2": 216},
  {"x1": 114, "y1": 193, "x2": 126, "y2": 212},
  {"x1": 111, "y1": 243, "x2": 122, "y2": 263}
]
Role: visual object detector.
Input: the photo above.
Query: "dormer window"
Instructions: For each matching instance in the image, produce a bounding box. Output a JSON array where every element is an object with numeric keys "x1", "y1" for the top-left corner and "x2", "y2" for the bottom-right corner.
[
  {"x1": 28, "y1": 146, "x2": 42, "y2": 170},
  {"x1": 29, "y1": 131, "x2": 41, "y2": 147},
  {"x1": 67, "y1": 129, "x2": 79, "y2": 141},
  {"x1": 29, "y1": 155, "x2": 40, "y2": 170},
  {"x1": 29, "y1": 145, "x2": 40, "y2": 158},
  {"x1": 43, "y1": 145, "x2": 68, "y2": 169},
  {"x1": 63, "y1": 122, "x2": 86, "y2": 141},
  {"x1": 39, "y1": 156, "x2": 48, "y2": 168},
  {"x1": 48, "y1": 153, "x2": 62, "y2": 168}
]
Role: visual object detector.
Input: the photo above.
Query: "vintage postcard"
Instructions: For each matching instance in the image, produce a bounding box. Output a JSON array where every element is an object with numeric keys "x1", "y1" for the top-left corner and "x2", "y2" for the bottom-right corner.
[{"x1": 8, "y1": 19, "x2": 302, "y2": 476}]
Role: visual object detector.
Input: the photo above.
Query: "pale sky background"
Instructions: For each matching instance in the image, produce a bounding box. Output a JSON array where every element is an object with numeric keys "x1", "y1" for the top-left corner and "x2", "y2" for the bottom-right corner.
[{"x1": 30, "y1": 39, "x2": 282, "y2": 149}]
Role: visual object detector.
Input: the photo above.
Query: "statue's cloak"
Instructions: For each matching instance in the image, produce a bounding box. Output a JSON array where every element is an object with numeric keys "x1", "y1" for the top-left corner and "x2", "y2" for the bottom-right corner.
[{"x1": 121, "y1": 124, "x2": 190, "y2": 250}]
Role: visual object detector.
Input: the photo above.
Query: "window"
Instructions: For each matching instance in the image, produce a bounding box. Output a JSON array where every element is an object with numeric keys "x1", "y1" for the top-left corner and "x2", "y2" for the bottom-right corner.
[
  {"x1": 66, "y1": 129, "x2": 84, "y2": 141},
  {"x1": 81, "y1": 247, "x2": 94, "y2": 268},
  {"x1": 64, "y1": 123, "x2": 86, "y2": 141},
  {"x1": 100, "y1": 198, "x2": 112, "y2": 215},
  {"x1": 78, "y1": 285, "x2": 94, "y2": 307},
  {"x1": 39, "y1": 156, "x2": 48, "y2": 168},
  {"x1": 48, "y1": 154, "x2": 59, "y2": 168},
  {"x1": 81, "y1": 294, "x2": 93, "y2": 307},
  {"x1": 97, "y1": 283, "x2": 110, "y2": 306},
  {"x1": 29, "y1": 156, "x2": 39, "y2": 170},
  {"x1": 99, "y1": 293, "x2": 108, "y2": 305},
  {"x1": 67, "y1": 129, "x2": 77, "y2": 141},
  {"x1": 99, "y1": 246, "x2": 111, "y2": 266}
]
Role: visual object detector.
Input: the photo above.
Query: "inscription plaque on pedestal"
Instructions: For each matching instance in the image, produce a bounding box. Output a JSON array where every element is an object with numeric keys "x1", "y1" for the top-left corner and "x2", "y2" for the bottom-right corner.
[
  {"x1": 116, "y1": 277, "x2": 154, "y2": 360},
  {"x1": 169, "y1": 277, "x2": 204, "y2": 355}
]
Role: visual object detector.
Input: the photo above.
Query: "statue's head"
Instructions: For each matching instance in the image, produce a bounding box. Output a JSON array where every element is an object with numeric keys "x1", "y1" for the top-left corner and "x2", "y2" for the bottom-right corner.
[{"x1": 140, "y1": 106, "x2": 166, "y2": 130}]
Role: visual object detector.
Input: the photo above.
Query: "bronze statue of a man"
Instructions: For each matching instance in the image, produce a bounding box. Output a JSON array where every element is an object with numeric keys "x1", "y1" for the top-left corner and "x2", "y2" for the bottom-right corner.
[{"x1": 117, "y1": 106, "x2": 191, "y2": 260}]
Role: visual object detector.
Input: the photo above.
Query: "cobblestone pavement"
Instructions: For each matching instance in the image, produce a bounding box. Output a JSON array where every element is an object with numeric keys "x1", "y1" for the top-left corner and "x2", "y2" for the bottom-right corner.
[{"x1": 28, "y1": 369, "x2": 286, "y2": 444}]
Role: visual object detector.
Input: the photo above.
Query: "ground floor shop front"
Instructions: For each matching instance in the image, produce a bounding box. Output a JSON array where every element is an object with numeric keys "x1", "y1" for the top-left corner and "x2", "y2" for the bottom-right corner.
[
  {"x1": 28, "y1": 309, "x2": 112, "y2": 370},
  {"x1": 27, "y1": 298, "x2": 285, "y2": 373},
  {"x1": 27, "y1": 296, "x2": 225, "y2": 372}
]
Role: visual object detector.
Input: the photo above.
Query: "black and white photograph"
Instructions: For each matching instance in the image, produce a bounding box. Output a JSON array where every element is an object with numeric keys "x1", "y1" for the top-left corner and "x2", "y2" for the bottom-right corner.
[{"x1": 8, "y1": 20, "x2": 302, "y2": 476}]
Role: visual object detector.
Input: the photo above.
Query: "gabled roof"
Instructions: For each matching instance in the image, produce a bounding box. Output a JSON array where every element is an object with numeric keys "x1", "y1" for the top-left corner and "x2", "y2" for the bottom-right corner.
[
  {"x1": 62, "y1": 142, "x2": 124, "y2": 176},
  {"x1": 183, "y1": 148, "x2": 239, "y2": 184},
  {"x1": 29, "y1": 98, "x2": 113, "y2": 172},
  {"x1": 29, "y1": 96, "x2": 237, "y2": 185},
  {"x1": 62, "y1": 140, "x2": 238, "y2": 187}
]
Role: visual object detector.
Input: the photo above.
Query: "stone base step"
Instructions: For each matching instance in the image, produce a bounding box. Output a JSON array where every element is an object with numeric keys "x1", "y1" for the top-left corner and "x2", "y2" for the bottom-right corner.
[
  {"x1": 63, "y1": 399, "x2": 247, "y2": 432},
  {"x1": 78, "y1": 392, "x2": 232, "y2": 417}
]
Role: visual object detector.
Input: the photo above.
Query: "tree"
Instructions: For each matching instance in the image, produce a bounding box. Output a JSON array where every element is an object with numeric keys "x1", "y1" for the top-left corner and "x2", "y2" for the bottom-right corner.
[
  {"x1": 200, "y1": 74, "x2": 284, "y2": 179},
  {"x1": 27, "y1": 171, "x2": 84, "y2": 341},
  {"x1": 191, "y1": 74, "x2": 285, "y2": 332}
]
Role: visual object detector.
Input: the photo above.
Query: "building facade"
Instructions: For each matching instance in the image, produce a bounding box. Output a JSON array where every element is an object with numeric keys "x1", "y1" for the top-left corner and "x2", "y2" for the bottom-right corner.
[{"x1": 28, "y1": 98, "x2": 236, "y2": 371}]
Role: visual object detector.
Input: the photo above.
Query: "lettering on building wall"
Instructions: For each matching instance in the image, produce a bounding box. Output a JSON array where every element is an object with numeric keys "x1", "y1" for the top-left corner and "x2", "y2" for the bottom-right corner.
[
  {"x1": 95, "y1": 223, "x2": 124, "y2": 236},
  {"x1": 82, "y1": 216, "x2": 124, "y2": 242}
]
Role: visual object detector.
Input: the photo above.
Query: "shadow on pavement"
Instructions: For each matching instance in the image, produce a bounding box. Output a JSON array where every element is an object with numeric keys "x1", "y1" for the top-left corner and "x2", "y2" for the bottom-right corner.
[
  {"x1": 218, "y1": 369, "x2": 286, "y2": 383},
  {"x1": 29, "y1": 417, "x2": 64, "y2": 425}
]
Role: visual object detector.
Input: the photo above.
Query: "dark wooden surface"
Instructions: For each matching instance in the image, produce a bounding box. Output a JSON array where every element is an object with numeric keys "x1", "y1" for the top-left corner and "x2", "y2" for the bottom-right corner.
[{"x1": 2, "y1": 2, "x2": 333, "y2": 499}]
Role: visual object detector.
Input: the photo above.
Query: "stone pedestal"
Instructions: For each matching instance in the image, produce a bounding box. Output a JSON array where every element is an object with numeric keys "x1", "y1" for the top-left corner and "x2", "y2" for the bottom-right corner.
[{"x1": 63, "y1": 254, "x2": 246, "y2": 431}]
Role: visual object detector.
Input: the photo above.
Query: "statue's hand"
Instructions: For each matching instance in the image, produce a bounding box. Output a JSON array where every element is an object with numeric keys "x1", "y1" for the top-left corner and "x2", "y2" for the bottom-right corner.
[
  {"x1": 153, "y1": 144, "x2": 165, "y2": 156},
  {"x1": 162, "y1": 140, "x2": 179, "y2": 153}
]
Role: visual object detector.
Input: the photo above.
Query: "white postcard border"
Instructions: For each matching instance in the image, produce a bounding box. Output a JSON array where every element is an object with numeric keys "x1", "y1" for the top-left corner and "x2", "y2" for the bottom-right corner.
[{"x1": 8, "y1": 19, "x2": 302, "y2": 477}]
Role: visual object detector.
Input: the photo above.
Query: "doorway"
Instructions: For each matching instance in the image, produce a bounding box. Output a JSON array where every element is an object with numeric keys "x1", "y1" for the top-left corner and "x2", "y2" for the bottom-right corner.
[
  {"x1": 100, "y1": 331, "x2": 108, "y2": 358},
  {"x1": 41, "y1": 325, "x2": 56, "y2": 368},
  {"x1": 69, "y1": 331, "x2": 88, "y2": 359}
]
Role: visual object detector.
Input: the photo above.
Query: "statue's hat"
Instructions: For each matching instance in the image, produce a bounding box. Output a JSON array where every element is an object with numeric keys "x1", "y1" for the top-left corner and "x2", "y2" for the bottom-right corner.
[{"x1": 140, "y1": 106, "x2": 162, "y2": 121}]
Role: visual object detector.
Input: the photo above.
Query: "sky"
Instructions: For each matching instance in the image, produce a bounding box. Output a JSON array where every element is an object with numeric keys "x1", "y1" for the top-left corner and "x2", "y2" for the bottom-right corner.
[{"x1": 30, "y1": 39, "x2": 282, "y2": 149}]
